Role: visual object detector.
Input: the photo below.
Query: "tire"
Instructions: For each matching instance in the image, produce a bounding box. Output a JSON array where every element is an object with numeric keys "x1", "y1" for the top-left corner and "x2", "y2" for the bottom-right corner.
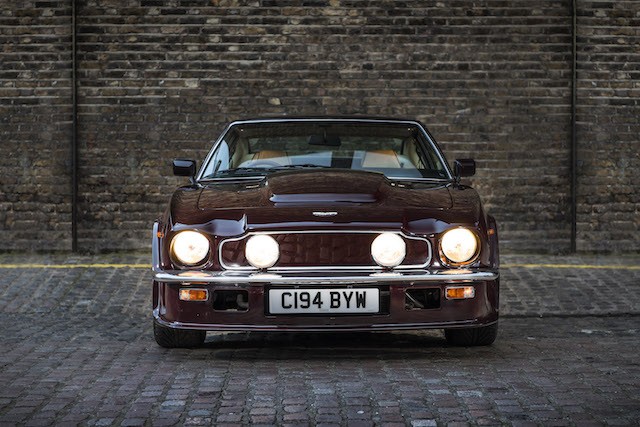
[
  {"x1": 153, "y1": 320, "x2": 206, "y2": 348},
  {"x1": 444, "y1": 322, "x2": 498, "y2": 346}
]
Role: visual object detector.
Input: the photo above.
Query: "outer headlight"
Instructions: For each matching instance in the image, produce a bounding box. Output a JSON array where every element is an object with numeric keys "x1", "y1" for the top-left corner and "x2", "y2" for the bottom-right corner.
[
  {"x1": 171, "y1": 230, "x2": 210, "y2": 266},
  {"x1": 371, "y1": 233, "x2": 406, "y2": 268},
  {"x1": 245, "y1": 234, "x2": 279, "y2": 269},
  {"x1": 440, "y1": 228, "x2": 479, "y2": 265}
]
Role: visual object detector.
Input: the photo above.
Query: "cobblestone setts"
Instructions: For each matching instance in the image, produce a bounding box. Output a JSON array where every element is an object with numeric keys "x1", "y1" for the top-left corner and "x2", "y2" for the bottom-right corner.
[{"x1": 0, "y1": 253, "x2": 638, "y2": 426}]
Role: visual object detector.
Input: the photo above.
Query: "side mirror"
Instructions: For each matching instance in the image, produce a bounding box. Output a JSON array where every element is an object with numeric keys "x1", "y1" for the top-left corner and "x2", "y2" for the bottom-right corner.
[
  {"x1": 454, "y1": 158, "x2": 476, "y2": 179},
  {"x1": 173, "y1": 159, "x2": 196, "y2": 181}
]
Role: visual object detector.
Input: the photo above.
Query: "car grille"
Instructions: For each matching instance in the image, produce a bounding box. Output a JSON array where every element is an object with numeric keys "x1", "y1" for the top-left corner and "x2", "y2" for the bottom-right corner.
[{"x1": 219, "y1": 231, "x2": 431, "y2": 270}]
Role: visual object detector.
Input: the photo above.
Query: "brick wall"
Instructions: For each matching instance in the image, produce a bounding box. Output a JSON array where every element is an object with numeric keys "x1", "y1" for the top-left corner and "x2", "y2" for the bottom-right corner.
[
  {"x1": 576, "y1": 1, "x2": 640, "y2": 252},
  {"x1": 0, "y1": 1, "x2": 72, "y2": 251},
  {"x1": 1, "y1": 1, "x2": 638, "y2": 253}
]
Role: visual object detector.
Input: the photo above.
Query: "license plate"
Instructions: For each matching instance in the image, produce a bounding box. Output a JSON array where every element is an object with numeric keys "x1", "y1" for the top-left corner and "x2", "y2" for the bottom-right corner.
[{"x1": 268, "y1": 288, "x2": 380, "y2": 314}]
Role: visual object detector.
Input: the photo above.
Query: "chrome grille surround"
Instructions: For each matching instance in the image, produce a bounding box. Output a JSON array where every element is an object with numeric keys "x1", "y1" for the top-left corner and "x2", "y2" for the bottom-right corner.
[{"x1": 218, "y1": 230, "x2": 432, "y2": 272}]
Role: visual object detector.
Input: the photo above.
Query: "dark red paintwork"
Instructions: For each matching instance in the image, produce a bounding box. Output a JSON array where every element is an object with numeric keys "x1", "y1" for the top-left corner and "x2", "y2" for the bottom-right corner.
[{"x1": 152, "y1": 119, "x2": 499, "y2": 333}]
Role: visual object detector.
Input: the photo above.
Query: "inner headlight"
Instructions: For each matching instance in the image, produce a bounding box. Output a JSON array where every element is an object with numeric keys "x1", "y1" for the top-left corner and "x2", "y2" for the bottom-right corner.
[
  {"x1": 440, "y1": 228, "x2": 479, "y2": 265},
  {"x1": 371, "y1": 233, "x2": 406, "y2": 268},
  {"x1": 245, "y1": 234, "x2": 279, "y2": 269},
  {"x1": 171, "y1": 230, "x2": 210, "y2": 266}
]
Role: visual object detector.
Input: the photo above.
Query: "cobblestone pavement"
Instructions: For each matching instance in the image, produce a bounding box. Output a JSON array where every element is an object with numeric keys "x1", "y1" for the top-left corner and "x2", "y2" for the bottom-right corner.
[{"x1": 0, "y1": 253, "x2": 638, "y2": 426}]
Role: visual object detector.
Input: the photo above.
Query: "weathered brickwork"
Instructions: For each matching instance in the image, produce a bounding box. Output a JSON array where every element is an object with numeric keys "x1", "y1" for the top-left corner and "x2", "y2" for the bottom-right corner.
[
  {"x1": 1, "y1": 1, "x2": 638, "y2": 252},
  {"x1": 575, "y1": 1, "x2": 640, "y2": 252},
  {"x1": 0, "y1": 1, "x2": 73, "y2": 250}
]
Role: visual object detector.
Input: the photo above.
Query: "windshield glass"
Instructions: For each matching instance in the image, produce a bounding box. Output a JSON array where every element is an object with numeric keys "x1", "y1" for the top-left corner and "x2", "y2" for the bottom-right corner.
[{"x1": 200, "y1": 122, "x2": 450, "y2": 180}]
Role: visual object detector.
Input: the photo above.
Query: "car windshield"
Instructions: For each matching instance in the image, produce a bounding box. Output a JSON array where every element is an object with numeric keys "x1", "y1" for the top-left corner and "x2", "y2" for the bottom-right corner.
[{"x1": 200, "y1": 121, "x2": 450, "y2": 180}]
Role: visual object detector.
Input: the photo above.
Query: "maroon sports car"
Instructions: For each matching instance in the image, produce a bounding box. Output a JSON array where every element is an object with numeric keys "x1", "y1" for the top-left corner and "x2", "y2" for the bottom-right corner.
[{"x1": 152, "y1": 118, "x2": 499, "y2": 347}]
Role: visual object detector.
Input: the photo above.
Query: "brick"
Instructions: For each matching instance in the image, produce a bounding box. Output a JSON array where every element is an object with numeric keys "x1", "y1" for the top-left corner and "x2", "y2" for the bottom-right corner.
[{"x1": 0, "y1": 2, "x2": 638, "y2": 252}]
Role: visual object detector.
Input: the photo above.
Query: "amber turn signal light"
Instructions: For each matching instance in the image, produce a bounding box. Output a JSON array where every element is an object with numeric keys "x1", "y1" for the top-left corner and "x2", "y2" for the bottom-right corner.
[
  {"x1": 445, "y1": 286, "x2": 475, "y2": 300},
  {"x1": 179, "y1": 289, "x2": 209, "y2": 301}
]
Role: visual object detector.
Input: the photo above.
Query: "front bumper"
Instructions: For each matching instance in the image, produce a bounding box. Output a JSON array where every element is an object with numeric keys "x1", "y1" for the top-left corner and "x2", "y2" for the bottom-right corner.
[{"x1": 152, "y1": 268, "x2": 499, "y2": 332}]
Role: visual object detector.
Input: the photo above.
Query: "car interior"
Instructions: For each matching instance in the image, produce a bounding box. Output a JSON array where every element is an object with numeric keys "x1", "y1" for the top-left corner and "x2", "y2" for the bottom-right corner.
[{"x1": 201, "y1": 125, "x2": 449, "y2": 179}]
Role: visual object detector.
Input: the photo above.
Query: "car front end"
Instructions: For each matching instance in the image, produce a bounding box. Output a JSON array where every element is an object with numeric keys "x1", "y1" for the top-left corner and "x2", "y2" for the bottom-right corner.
[{"x1": 151, "y1": 118, "x2": 499, "y2": 347}]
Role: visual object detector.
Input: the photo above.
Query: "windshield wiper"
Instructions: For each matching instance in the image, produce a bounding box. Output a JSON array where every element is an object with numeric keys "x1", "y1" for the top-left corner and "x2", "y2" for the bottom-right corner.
[
  {"x1": 269, "y1": 164, "x2": 331, "y2": 170},
  {"x1": 201, "y1": 164, "x2": 331, "y2": 180},
  {"x1": 202, "y1": 167, "x2": 271, "y2": 178}
]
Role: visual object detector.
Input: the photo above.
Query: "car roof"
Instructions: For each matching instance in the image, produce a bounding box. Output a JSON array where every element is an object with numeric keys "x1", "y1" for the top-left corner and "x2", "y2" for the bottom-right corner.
[{"x1": 227, "y1": 117, "x2": 426, "y2": 127}]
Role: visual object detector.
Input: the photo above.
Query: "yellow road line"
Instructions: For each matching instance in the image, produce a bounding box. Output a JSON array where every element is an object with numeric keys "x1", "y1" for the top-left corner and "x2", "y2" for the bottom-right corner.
[
  {"x1": 0, "y1": 263, "x2": 637, "y2": 270},
  {"x1": 0, "y1": 263, "x2": 149, "y2": 269},
  {"x1": 502, "y1": 263, "x2": 640, "y2": 270}
]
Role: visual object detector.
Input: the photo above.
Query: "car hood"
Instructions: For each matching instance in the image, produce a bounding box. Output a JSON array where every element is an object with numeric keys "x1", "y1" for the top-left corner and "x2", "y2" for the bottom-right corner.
[
  {"x1": 197, "y1": 170, "x2": 453, "y2": 210},
  {"x1": 169, "y1": 170, "x2": 482, "y2": 236}
]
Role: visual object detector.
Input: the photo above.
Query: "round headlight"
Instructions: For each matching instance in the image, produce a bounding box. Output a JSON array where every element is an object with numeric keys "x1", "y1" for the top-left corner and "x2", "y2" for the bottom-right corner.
[
  {"x1": 371, "y1": 233, "x2": 406, "y2": 268},
  {"x1": 440, "y1": 228, "x2": 479, "y2": 265},
  {"x1": 245, "y1": 234, "x2": 279, "y2": 269},
  {"x1": 171, "y1": 230, "x2": 210, "y2": 266}
]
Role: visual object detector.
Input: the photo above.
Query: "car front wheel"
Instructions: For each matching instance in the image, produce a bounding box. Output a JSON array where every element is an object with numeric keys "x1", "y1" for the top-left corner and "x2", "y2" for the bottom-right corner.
[
  {"x1": 444, "y1": 322, "x2": 498, "y2": 346},
  {"x1": 153, "y1": 320, "x2": 206, "y2": 348}
]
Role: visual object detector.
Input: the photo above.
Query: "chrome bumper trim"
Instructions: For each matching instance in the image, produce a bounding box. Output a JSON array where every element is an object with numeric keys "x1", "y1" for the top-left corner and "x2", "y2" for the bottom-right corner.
[
  {"x1": 153, "y1": 313, "x2": 497, "y2": 332},
  {"x1": 153, "y1": 269, "x2": 498, "y2": 285}
]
